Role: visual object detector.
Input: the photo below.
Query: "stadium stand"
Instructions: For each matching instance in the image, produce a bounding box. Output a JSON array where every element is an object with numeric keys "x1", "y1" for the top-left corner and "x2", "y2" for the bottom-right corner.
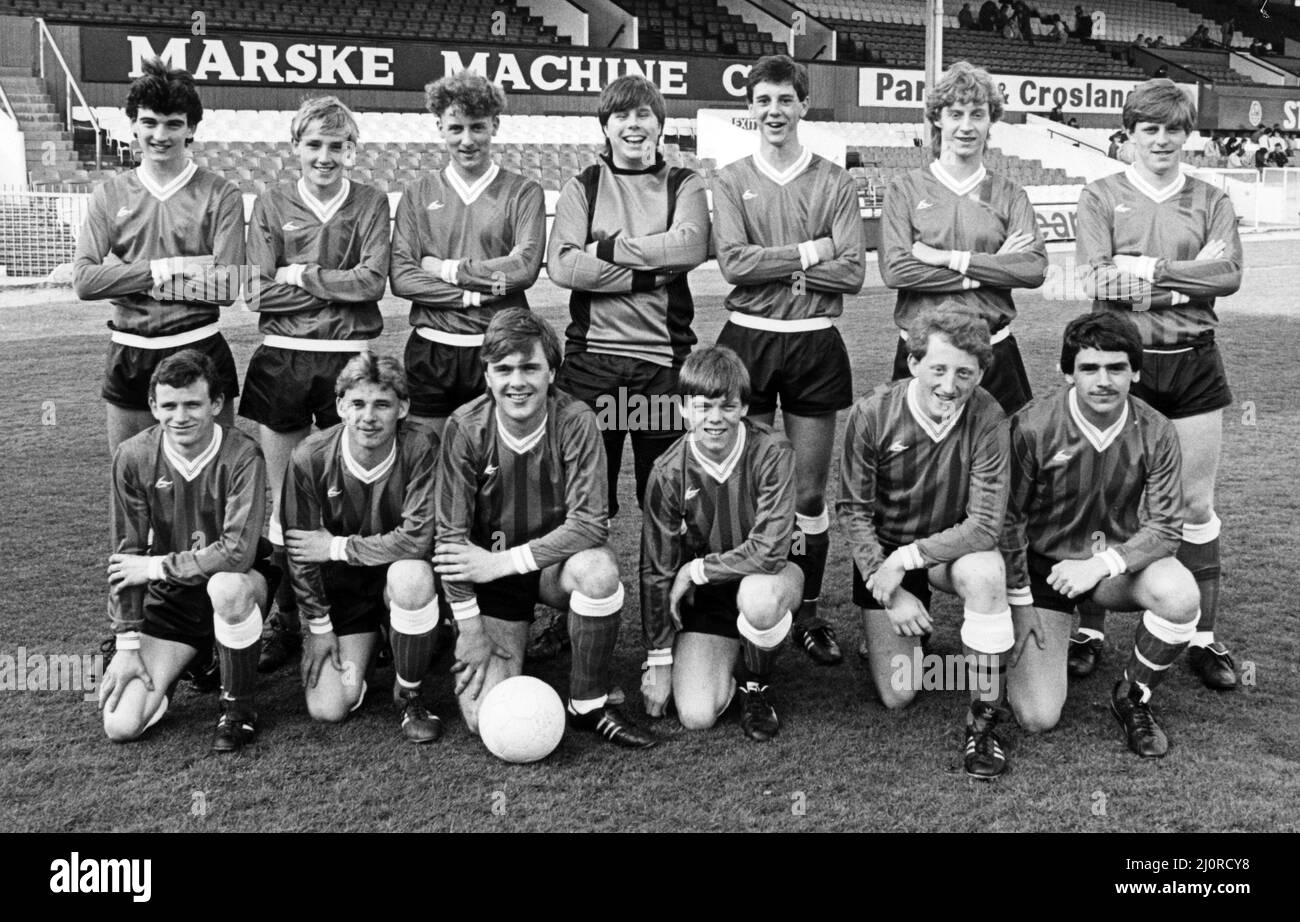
[{"x1": 616, "y1": 0, "x2": 785, "y2": 56}]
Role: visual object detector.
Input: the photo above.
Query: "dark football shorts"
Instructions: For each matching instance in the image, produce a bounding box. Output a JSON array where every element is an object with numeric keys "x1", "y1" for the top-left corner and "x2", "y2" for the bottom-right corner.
[
  {"x1": 142, "y1": 539, "x2": 280, "y2": 647},
  {"x1": 717, "y1": 321, "x2": 853, "y2": 417},
  {"x1": 555, "y1": 351, "x2": 682, "y2": 436},
  {"x1": 1026, "y1": 552, "x2": 1097, "y2": 614},
  {"x1": 320, "y1": 563, "x2": 390, "y2": 636},
  {"x1": 851, "y1": 543, "x2": 934, "y2": 610},
  {"x1": 102, "y1": 331, "x2": 238, "y2": 410},
  {"x1": 1132, "y1": 334, "x2": 1233, "y2": 420},
  {"x1": 238, "y1": 345, "x2": 362, "y2": 432},
  {"x1": 678, "y1": 580, "x2": 742, "y2": 639},
  {"x1": 474, "y1": 571, "x2": 544, "y2": 623},
  {"x1": 404, "y1": 331, "x2": 485, "y2": 418},
  {"x1": 892, "y1": 332, "x2": 1031, "y2": 417}
]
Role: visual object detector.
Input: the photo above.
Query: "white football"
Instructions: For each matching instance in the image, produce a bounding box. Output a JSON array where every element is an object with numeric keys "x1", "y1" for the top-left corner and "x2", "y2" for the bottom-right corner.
[{"x1": 478, "y1": 675, "x2": 566, "y2": 764}]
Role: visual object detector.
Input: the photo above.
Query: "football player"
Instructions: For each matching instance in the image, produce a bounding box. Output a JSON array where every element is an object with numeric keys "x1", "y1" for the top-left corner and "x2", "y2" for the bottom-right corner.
[
  {"x1": 1075, "y1": 78, "x2": 1243, "y2": 691},
  {"x1": 640, "y1": 346, "x2": 803, "y2": 741},
  {"x1": 434, "y1": 309, "x2": 657, "y2": 749},
  {"x1": 99, "y1": 350, "x2": 275, "y2": 752},
  {"x1": 242, "y1": 96, "x2": 392, "y2": 674},
  {"x1": 281, "y1": 352, "x2": 443, "y2": 743},
  {"x1": 390, "y1": 72, "x2": 546, "y2": 440},
  {"x1": 74, "y1": 58, "x2": 245, "y2": 452},
  {"x1": 711, "y1": 54, "x2": 866, "y2": 668},
  {"x1": 837, "y1": 306, "x2": 1014, "y2": 778},
  {"x1": 1003, "y1": 313, "x2": 1198, "y2": 758}
]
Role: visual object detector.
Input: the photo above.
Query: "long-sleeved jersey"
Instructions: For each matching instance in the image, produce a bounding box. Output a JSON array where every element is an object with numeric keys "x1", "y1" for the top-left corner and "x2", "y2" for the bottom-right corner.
[
  {"x1": 711, "y1": 148, "x2": 865, "y2": 325},
  {"x1": 640, "y1": 419, "x2": 795, "y2": 655},
  {"x1": 547, "y1": 154, "x2": 709, "y2": 367},
  {"x1": 390, "y1": 164, "x2": 545, "y2": 339},
  {"x1": 435, "y1": 390, "x2": 609, "y2": 618},
  {"x1": 245, "y1": 178, "x2": 389, "y2": 341},
  {"x1": 74, "y1": 162, "x2": 246, "y2": 337},
  {"x1": 1000, "y1": 386, "x2": 1183, "y2": 600},
  {"x1": 837, "y1": 379, "x2": 1009, "y2": 580},
  {"x1": 109, "y1": 424, "x2": 266, "y2": 632},
  {"x1": 281, "y1": 425, "x2": 438, "y2": 624},
  {"x1": 881, "y1": 163, "x2": 1048, "y2": 332},
  {"x1": 1076, "y1": 165, "x2": 1242, "y2": 348}
]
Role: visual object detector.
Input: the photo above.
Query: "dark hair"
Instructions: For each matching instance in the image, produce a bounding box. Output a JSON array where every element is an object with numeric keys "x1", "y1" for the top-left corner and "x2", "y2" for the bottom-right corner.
[
  {"x1": 597, "y1": 75, "x2": 666, "y2": 135},
  {"x1": 482, "y1": 307, "x2": 562, "y2": 372},
  {"x1": 1060, "y1": 312, "x2": 1143, "y2": 374},
  {"x1": 745, "y1": 54, "x2": 809, "y2": 102},
  {"x1": 334, "y1": 351, "x2": 409, "y2": 401},
  {"x1": 906, "y1": 304, "x2": 994, "y2": 371},
  {"x1": 425, "y1": 71, "x2": 507, "y2": 120},
  {"x1": 677, "y1": 345, "x2": 752, "y2": 406},
  {"x1": 126, "y1": 57, "x2": 202, "y2": 130},
  {"x1": 149, "y1": 348, "x2": 218, "y2": 402},
  {"x1": 1122, "y1": 78, "x2": 1196, "y2": 133}
]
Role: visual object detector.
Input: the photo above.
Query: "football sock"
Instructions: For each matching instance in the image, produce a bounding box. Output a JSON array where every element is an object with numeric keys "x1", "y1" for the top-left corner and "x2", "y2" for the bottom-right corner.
[
  {"x1": 1076, "y1": 600, "x2": 1106, "y2": 638},
  {"x1": 961, "y1": 608, "x2": 1013, "y2": 712},
  {"x1": 270, "y1": 545, "x2": 298, "y2": 631},
  {"x1": 214, "y1": 604, "x2": 263, "y2": 703},
  {"x1": 1177, "y1": 515, "x2": 1221, "y2": 643},
  {"x1": 567, "y1": 585, "x2": 624, "y2": 702},
  {"x1": 1124, "y1": 609, "x2": 1195, "y2": 703},
  {"x1": 792, "y1": 509, "x2": 830, "y2": 628},
  {"x1": 736, "y1": 610, "x2": 792, "y2": 685},
  {"x1": 389, "y1": 597, "x2": 440, "y2": 687}
]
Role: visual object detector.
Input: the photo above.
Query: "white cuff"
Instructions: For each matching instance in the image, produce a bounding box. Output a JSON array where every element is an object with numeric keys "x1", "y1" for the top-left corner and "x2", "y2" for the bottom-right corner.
[
  {"x1": 147, "y1": 556, "x2": 166, "y2": 581},
  {"x1": 115, "y1": 630, "x2": 142, "y2": 651},
  {"x1": 307, "y1": 617, "x2": 334, "y2": 635},
  {"x1": 689, "y1": 558, "x2": 708, "y2": 586},
  {"x1": 1170, "y1": 291, "x2": 1189, "y2": 305},
  {"x1": 947, "y1": 250, "x2": 972, "y2": 274},
  {"x1": 329, "y1": 536, "x2": 349, "y2": 562},
  {"x1": 797, "y1": 240, "x2": 820, "y2": 270},
  {"x1": 646, "y1": 649, "x2": 673, "y2": 667},
  {"x1": 960, "y1": 276, "x2": 982, "y2": 290},
  {"x1": 1007, "y1": 586, "x2": 1034, "y2": 607},
  {"x1": 149, "y1": 257, "x2": 175, "y2": 287},
  {"x1": 450, "y1": 599, "x2": 481, "y2": 621},
  {"x1": 899, "y1": 543, "x2": 926, "y2": 571},
  {"x1": 1135, "y1": 255, "x2": 1158, "y2": 283},
  {"x1": 509, "y1": 544, "x2": 538, "y2": 575},
  {"x1": 286, "y1": 263, "x2": 308, "y2": 288},
  {"x1": 461, "y1": 289, "x2": 482, "y2": 307},
  {"x1": 1094, "y1": 548, "x2": 1126, "y2": 579},
  {"x1": 440, "y1": 259, "x2": 461, "y2": 284}
]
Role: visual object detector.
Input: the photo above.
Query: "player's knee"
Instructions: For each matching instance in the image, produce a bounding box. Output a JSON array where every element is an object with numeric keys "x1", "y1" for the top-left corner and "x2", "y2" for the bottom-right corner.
[
  {"x1": 1183, "y1": 498, "x2": 1214, "y2": 527},
  {"x1": 103, "y1": 707, "x2": 145, "y2": 742},
  {"x1": 208, "y1": 571, "x2": 256, "y2": 621},
  {"x1": 736, "y1": 578, "x2": 785, "y2": 629},
  {"x1": 387, "y1": 559, "x2": 435, "y2": 611},
  {"x1": 877, "y1": 683, "x2": 917, "y2": 711},
  {"x1": 1012, "y1": 697, "x2": 1063, "y2": 734},
  {"x1": 676, "y1": 699, "x2": 721, "y2": 731},
  {"x1": 306, "y1": 686, "x2": 355, "y2": 724},
  {"x1": 568, "y1": 548, "x2": 621, "y2": 599},
  {"x1": 953, "y1": 551, "x2": 1006, "y2": 603}
]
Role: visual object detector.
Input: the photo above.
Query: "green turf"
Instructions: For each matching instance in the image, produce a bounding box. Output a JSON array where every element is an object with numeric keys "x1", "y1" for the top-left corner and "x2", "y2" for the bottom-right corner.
[{"x1": 2, "y1": 245, "x2": 1299, "y2": 832}]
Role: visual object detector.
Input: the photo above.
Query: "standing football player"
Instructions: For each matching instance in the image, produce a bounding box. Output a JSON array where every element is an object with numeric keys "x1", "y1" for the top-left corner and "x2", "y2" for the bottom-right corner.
[
  {"x1": 837, "y1": 306, "x2": 1014, "y2": 778},
  {"x1": 434, "y1": 309, "x2": 657, "y2": 749},
  {"x1": 99, "y1": 350, "x2": 275, "y2": 752},
  {"x1": 640, "y1": 347, "x2": 803, "y2": 740},
  {"x1": 74, "y1": 58, "x2": 245, "y2": 452},
  {"x1": 281, "y1": 353, "x2": 443, "y2": 743},
  {"x1": 243, "y1": 96, "x2": 392, "y2": 674},
  {"x1": 1003, "y1": 313, "x2": 1199, "y2": 758},
  {"x1": 390, "y1": 72, "x2": 546, "y2": 440},
  {"x1": 711, "y1": 54, "x2": 865, "y2": 668},
  {"x1": 1074, "y1": 78, "x2": 1242, "y2": 690}
]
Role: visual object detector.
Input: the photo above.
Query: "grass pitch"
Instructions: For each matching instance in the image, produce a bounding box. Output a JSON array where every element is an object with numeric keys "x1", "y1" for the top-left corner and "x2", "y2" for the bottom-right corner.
[{"x1": 1, "y1": 240, "x2": 1298, "y2": 832}]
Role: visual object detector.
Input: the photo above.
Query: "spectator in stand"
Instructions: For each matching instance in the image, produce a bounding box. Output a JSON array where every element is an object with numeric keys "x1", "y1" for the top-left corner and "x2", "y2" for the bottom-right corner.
[
  {"x1": 1046, "y1": 16, "x2": 1067, "y2": 42},
  {"x1": 1048, "y1": 104, "x2": 1065, "y2": 123},
  {"x1": 960, "y1": 3, "x2": 978, "y2": 30},
  {"x1": 1116, "y1": 132, "x2": 1135, "y2": 163},
  {"x1": 1220, "y1": 18, "x2": 1234, "y2": 49},
  {"x1": 1267, "y1": 145, "x2": 1290, "y2": 168},
  {"x1": 1015, "y1": 2, "x2": 1038, "y2": 44},
  {"x1": 979, "y1": 0, "x2": 1001, "y2": 31},
  {"x1": 1184, "y1": 25, "x2": 1211, "y2": 49},
  {"x1": 1151, "y1": 35, "x2": 1166, "y2": 49},
  {"x1": 1224, "y1": 137, "x2": 1245, "y2": 168},
  {"x1": 1248, "y1": 38, "x2": 1264, "y2": 55},
  {"x1": 1202, "y1": 133, "x2": 1222, "y2": 165},
  {"x1": 1071, "y1": 5, "x2": 1092, "y2": 39},
  {"x1": 1107, "y1": 130, "x2": 1125, "y2": 159},
  {"x1": 1067, "y1": 117, "x2": 1080, "y2": 128}
]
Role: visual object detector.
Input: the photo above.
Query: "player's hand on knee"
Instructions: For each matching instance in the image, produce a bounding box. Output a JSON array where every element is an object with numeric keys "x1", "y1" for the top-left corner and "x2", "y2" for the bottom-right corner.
[
  {"x1": 1047, "y1": 558, "x2": 1107, "y2": 599},
  {"x1": 100, "y1": 649, "x2": 153, "y2": 712},
  {"x1": 867, "y1": 558, "x2": 906, "y2": 608},
  {"x1": 107, "y1": 553, "x2": 154, "y2": 591},
  {"x1": 1009, "y1": 604, "x2": 1045, "y2": 667},
  {"x1": 301, "y1": 631, "x2": 342, "y2": 689},
  {"x1": 669, "y1": 568, "x2": 695, "y2": 630},
  {"x1": 887, "y1": 604, "x2": 931, "y2": 637},
  {"x1": 434, "y1": 543, "x2": 511, "y2": 584},
  {"x1": 451, "y1": 622, "x2": 510, "y2": 700},
  {"x1": 286, "y1": 528, "x2": 336, "y2": 565},
  {"x1": 641, "y1": 664, "x2": 673, "y2": 718}
]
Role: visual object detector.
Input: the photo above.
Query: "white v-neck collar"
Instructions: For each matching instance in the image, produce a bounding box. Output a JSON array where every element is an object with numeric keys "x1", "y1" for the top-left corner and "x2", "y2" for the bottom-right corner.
[
  {"x1": 753, "y1": 146, "x2": 812, "y2": 186},
  {"x1": 446, "y1": 162, "x2": 499, "y2": 206},
  {"x1": 929, "y1": 160, "x2": 987, "y2": 197},
  {"x1": 297, "y1": 177, "x2": 350, "y2": 225},
  {"x1": 341, "y1": 429, "x2": 396, "y2": 484},
  {"x1": 906, "y1": 379, "x2": 967, "y2": 443},
  {"x1": 163, "y1": 425, "x2": 222, "y2": 482},
  {"x1": 1125, "y1": 164, "x2": 1185, "y2": 204},
  {"x1": 1068, "y1": 388, "x2": 1129, "y2": 452},
  {"x1": 137, "y1": 160, "x2": 197, "y2": 203},
  {"x1": 496, "y1": 410, "x2": 547, "y2": 455},
  {"x1": 689, "y1": 422, "x2": 747, "y2": 484}
]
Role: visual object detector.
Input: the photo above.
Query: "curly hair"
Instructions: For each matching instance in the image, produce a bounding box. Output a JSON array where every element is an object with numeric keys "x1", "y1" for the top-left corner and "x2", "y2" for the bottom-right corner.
[
  {"x1": 425, "y1": 71, "x2": 507, "y2": 119},
  {"x1": 925, "y1": 61, "x2": 1003, "y2": 157},
  {"x1": 906, "y1": 303, "x2": 994, "y2": 371}
]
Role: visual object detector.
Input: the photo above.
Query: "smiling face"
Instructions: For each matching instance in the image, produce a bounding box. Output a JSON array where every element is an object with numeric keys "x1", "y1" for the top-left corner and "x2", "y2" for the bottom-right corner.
[
  {"x1": 132, "y1": 108, "x2": 194, "y2": 170},
  {"x1": 907, "y1": 334, "x2": 984, "y2": 421},
  {"x1": 1067, "y1": 347, "x2": 1137, "y2": 426},
  {"x1": 685, "y1": 393, "x2": 747, "y2": 462},
  {"x1": 336, "y1": 381, "x2": 408, "y2": 456},
  {"x1": 937, "y1": 99, "x2": 991, "y2": 164},
  {"x1": 150, "y1": 379, "x2": 221, "y2": 456},
  {"x1": 485, "y1": 341, "x2": 554, "y2": 432},
  {"x1": 437, "y1": 106, "x2": 498, "y2": 178},
  {"x1": 749, "y1": 79, "x2": 808, "y2": 152},
  {"x1": 1131, "y1": 119, "x2": 1187, "y2": 182},
  {"x1": 603, "y1": 104, "x2": 662, "y2": 169},
  {"x1": 294, "y1": 123, "x2": 353, "y2": 199}
]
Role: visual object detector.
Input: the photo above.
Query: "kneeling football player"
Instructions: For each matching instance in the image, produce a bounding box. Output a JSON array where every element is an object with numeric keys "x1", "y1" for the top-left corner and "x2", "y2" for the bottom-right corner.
[
  {"x1": 837, "y1": 305, "x2": 1014, "y2": 778},
  {"x1": 100, "y1": 350, "x2": 275, "y2": 753},
  {"x1": 640, "y1": 346, "x2": 803, "y2": 741},
  {"x1": 434, "y1": 309, "x2": 657, "y2": 749},
  {"x1": 1002, "y1": 313, "x2": 1198, "y2": 758},
  {"x1": 281, "y1": 352, "x2": 444, "y2": 743}
]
